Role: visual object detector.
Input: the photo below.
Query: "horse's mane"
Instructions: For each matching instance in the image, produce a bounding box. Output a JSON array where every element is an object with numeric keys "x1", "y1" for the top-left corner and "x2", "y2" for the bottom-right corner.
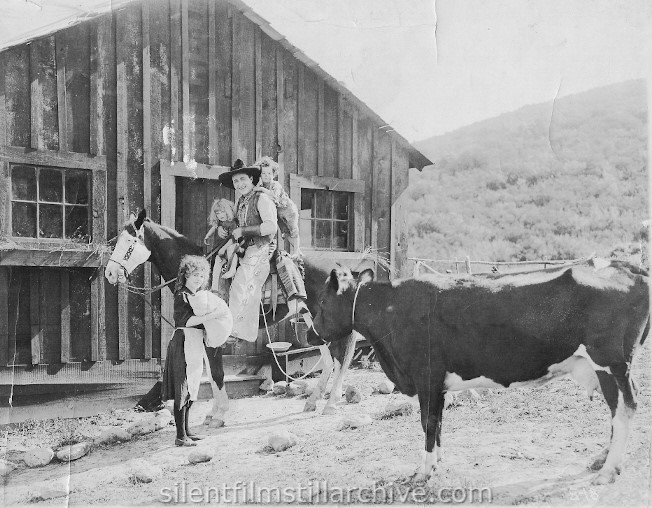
[{"x1": 143, "y1": 219, "x2": 201, "y2": 250}]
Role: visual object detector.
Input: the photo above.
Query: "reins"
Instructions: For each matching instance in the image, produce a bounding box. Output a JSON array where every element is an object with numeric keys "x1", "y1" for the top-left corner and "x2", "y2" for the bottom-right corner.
[
  {"x1": 260, "y1": 300, "x2": 322, "y2": 382},
  {"x1": 122, "y1": 241, "x2": 225, "y2": 296}
]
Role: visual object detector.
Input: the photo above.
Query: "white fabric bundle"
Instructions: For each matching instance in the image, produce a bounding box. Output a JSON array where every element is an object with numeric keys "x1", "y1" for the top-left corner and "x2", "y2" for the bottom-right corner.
[{"x1": 186, "y1": 290, "x2": 233, "y2": 348}]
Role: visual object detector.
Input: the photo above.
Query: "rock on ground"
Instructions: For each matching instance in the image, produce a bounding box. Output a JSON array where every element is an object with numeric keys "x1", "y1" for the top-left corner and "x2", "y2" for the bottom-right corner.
[
  {"x1": 272, "y1": 381, "x2": 288, "y2": 395},
  {"x1": 268, "y1": 430, "x2": 298, "y2": 452},
  {"x1": 126, "y1": 419, "x2": 157, "y2": 437},
  {"x1": 188, "y1": 449, "x2": 214, "y2": 464},
  {"x1": 23, "y1": 447, "x2": 54, "y2": 468},
  {"x1": 28, "y1": 481, "x2": 70, "y2": 502},
  {"x1": 259, "y1": 378, "x2": 274, "y2": 392},
  {"x1": 382, "y1": 401, "x2": 413, "y2": 417},
  {"x1": 56, "y1": 442, "x2": 91, "y2": 462},
  {"x1": 96, "y1": 428, "x2": 132, "y2": 445},
  {"x1": 340, "y1": 413, "x2": 373, "y2": 430},
  {"x1": 345, "y1": 385, "x2": 362, "y2": 403},
  {"x1": 154, "y1": 414, "x2": 172, "y2": 431},
  {"x1": 0, "y1": 459, "x2": 18, "y2": 475},
  {"x1": 376, "y1": 380, "x2": 395, "y2": 394},
  {"x1": 127, "y1": 459, "x2": 162, "y2": 482},
  {"x1": 287, "y1": 380, "x2": 308, "y2": 397}
]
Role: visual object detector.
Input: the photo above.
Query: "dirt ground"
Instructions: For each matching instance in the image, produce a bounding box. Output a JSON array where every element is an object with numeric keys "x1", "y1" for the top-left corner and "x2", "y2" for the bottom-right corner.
[{"x1": 1, "y1": 343, "x2": 650, "y2": 506}]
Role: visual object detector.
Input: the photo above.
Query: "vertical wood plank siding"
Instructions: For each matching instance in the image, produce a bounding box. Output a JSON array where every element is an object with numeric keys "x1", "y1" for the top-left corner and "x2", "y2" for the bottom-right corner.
[
  {"x1": 5, "y1": 45, "x2": 31, "y2": 147},
  {"x1": 142, "y1": 1, "x2": 153, "y2": 359},
  {"x1": 30, "y1": 37, "x2": 59, "y2": 151},
  {"x1": 0, "y1": 0, "x2": 415, "y2": 370},
  {"x1": 0, "y1": 268, "x2": 8, "y2": 366}
]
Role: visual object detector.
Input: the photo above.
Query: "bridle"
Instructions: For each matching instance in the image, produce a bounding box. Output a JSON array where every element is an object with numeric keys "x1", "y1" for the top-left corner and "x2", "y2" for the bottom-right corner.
[{"x1": 106, "y1": 221, "x2": 152, "y2": 284}]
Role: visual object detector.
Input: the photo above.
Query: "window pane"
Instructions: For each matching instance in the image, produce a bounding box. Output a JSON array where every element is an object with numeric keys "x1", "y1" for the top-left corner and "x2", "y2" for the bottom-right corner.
[
  {"x1": 39, "y1": 168, "x2": 63, "y2": 202},
  {"x1": 11, "y1": 166, "x2": 36, "y2": 201},
  {"x1": 12, "y1": 202, "x2": 37, "y2": 237},
  {"x1": 40, "y1": 204, "x2": 63, "y2": 238},
  {"x1": 314, "y1": 220, "x2": 332, "y2": 249},
  {"x1": 315, "y1": 190, "x2": 332, "y2": 219},
  {"x1": 65, "y1": 206, "x2": 89, "y2": 239},
  {"x1": 300, "y1": 189, "x2": 314, "y2": 219},
  {"x1": 333, "y1": 221, "x2": 349, "y2": 250},
  {"x1": 299, "y1": 219, "x2": 313, "y2": 248},
  {"x1": 65, "y1": 170, "x2": 89, "y2": 204},
  {"x1": 333, "y1": 192, "x2": 349, "y2": 221}
]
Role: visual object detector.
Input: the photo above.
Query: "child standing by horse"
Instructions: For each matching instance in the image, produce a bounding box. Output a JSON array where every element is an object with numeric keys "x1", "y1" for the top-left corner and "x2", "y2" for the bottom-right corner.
[
  {"x1": 205, "y1": 198, "x2": 242, "y2": 285},
  {"x1": 161, "y1": 255, "x2": 232, "y2": 446},
  {"x1": 253, "y1": 156, "x2": 301, "y2": 255}
]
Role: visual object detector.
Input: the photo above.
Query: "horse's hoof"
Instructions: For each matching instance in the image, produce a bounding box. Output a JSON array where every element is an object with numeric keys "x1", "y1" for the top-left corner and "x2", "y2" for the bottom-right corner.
[
  {"x1": 208, "y1": 419, "x2": 225, "y2": 429},
  {"x1": 175, "y1": 438, "x2": 197, "y2": 447},
  {"x1": 303, "y1": 401, "x2": 317, "y2": 412},
  {"x1": 592, "y1": 470, "x2": 616, "y2": 485},
  {"x1": 588, "y1": 450, "x2": 609, "y2": 471},
  {"x1": 410, "y1": 473, "x2": 430, "y2": 484},
  {"x1": 321, "y1": 405, "x2": 338, "y2": 415}
]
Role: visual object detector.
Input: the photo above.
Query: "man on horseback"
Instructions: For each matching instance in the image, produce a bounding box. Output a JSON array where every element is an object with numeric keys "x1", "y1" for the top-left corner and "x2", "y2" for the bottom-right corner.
[
  {"x1": 217, "y1": 159, "x2": 277, "y2": 344},
  {"x1": 217, "y1": 159, "x2": 311, "y2": 345}
]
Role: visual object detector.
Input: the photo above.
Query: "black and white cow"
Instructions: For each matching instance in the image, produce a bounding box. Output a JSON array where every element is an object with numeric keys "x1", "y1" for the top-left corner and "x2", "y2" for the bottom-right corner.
[{"x1": 312, "y1": 259, "x2": 649, "y2": 485}]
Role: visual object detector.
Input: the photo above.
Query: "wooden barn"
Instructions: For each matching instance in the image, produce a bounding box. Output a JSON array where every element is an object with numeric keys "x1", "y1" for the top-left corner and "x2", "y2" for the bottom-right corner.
[{"x1": 0, "y1": 0, "x2": 431, "y2": 419}]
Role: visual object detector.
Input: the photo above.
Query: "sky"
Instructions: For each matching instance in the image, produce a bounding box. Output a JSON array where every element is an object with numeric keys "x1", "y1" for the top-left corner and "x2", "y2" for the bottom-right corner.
[{"x1": 1, "y1": 0, "x2": 650, "y2": 142}]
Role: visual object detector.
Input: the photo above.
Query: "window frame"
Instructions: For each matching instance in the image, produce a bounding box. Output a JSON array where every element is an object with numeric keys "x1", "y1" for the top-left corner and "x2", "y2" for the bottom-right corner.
[
  {"x1": 0, "y1": 147, "x2": 107, "y2": 267},
  {"x1": 10, "y1": 164, "x2": 92, "y2": 242},
  {"x1": 289, "y1": 173, "x2": 365, "y2": 254}
]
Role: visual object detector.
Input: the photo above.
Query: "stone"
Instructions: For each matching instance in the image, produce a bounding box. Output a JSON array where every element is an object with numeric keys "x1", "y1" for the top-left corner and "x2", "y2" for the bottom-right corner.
[
  {"x1": 126, "y1": 419, "x2": 157, "y2": 437},
  {"x1": 384, "y1": 401, "x2": 413, "y2": 416},
  {"x1": 23, "y1": 447, "x2": 54, "y2": 468},
  {"x1": 154, "y1": 414, "x2": 172, "y2": 431},
  {"x1": 29, "y1": 482, "x2": 70, "y2": 502},
  {"x1": 345, "y1": 385, "x2": 362, "y2": 404},
  {"x1": 376, "y1": 380, "x2": 395, "y2": 394},
  {"x1": 127, "y1": 459, "x2": 162, "y2": 483},
  {"x1": 259, "y1": 378, "x2": 274, "y2": 392},
  {"x1": 96, "y1": 428, "x2": 132, "y2": 445},
  {"x1": 56, "y1": 442, "x2": 91, "y2": 462},
  {"x1": 268, "y1": 430, "x2": 298, "y2": 452},
  {"x1": 188, "y1": 449, "x2": 214, "y2": 464},
  {"x1": 272, "y1": 381, "x2": 288, "y2": 395},
  {"x1": 340, "y1": 413, "x2": 373, "y2": 430},
  {"x1": 0, "y1": 459, "x2": 17, "y2": 475},
  {"x1": 287, "y1": 380, "x2": 308, "y2": 397}
]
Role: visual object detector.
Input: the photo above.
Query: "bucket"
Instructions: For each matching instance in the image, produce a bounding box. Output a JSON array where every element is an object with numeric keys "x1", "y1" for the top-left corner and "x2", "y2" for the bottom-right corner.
[{"x1": 289, "y1": 318, "x2": 310, "y2": 348}]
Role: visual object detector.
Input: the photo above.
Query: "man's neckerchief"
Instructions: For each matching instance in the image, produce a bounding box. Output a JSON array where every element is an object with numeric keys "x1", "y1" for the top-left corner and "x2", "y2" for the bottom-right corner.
[{"x1": 237, "y1": 190, "x2": 255, "y2": 225}]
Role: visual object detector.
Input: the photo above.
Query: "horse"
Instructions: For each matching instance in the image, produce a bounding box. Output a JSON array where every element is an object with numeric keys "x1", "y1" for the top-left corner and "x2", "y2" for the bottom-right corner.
[{"x1": 104, "y1": 209, "x2": 363, "y2": 418}]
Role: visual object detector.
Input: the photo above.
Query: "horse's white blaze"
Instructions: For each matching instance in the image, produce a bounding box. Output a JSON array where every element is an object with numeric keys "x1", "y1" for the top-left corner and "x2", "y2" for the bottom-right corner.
[{"x1": 105, "y1": 231, "x2": 152, "y2": 284}]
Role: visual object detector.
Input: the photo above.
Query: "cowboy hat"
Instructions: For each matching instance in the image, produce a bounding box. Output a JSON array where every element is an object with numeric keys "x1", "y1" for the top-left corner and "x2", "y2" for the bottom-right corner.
[{"x1": 218, "y1": 159, "x2": 261, "y2": 189}]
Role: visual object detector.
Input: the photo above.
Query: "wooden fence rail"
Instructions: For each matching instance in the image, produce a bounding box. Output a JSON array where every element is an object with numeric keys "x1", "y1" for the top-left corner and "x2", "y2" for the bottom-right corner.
[{"x1": 410, "y1": 256, "x2": 582, "y2": 277}]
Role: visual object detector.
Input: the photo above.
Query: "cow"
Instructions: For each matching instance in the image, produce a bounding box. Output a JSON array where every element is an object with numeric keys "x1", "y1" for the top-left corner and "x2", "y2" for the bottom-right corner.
[{"x1": 311, "y1": 259, "x2": 649, "y2": 485}]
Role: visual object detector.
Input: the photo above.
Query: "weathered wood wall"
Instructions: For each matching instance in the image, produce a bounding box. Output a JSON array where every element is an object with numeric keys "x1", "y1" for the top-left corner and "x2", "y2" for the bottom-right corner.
[{"x1": 0, "y1": 0, "x2": 415, "y2": 371}]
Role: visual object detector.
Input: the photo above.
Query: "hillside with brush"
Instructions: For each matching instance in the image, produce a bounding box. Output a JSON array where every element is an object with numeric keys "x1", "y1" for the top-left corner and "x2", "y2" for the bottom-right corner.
[{"x1": 408, "y1": 79, "x2": 648, "y2": 262}]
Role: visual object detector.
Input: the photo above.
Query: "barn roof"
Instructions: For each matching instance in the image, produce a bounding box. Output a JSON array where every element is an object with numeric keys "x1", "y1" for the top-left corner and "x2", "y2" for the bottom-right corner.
[{"x1": 1, "y1": 0, "x2": 432, "y2": 170}]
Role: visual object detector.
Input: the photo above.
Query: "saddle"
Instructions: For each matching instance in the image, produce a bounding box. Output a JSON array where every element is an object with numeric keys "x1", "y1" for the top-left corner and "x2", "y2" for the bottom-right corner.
[
  {"x1": 211, "y1": 249, "x2": 307, "y2": 318},
  {"x1": 262, "y1": 250, "x2": 307, "y2": 318}
]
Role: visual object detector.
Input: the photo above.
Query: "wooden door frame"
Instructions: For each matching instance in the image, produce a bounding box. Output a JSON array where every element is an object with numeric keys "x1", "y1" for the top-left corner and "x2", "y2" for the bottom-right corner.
[{"x1": 159, "y1": 159, "x2": 230, "y2": 359}]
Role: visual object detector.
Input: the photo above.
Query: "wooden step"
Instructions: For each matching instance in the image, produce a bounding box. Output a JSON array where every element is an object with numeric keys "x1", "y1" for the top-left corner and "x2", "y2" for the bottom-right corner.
[{"x1": 198, "y1": 374, "x2": 266, "y2": 399}]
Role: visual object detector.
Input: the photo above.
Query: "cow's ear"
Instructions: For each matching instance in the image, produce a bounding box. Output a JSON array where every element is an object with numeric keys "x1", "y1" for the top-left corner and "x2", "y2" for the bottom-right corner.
[
  {"x1": 358, "y1": 269, "x2": 375, "y2": 284},
  {"x1": 134, "y1": 209, "x2": 147, "y2": 230}
]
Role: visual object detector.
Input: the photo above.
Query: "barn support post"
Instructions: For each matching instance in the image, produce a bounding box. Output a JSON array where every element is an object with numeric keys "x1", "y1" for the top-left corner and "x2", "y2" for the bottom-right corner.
[{"x1": 142, "y1": 1, "x2": 153, "y2": 360}]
